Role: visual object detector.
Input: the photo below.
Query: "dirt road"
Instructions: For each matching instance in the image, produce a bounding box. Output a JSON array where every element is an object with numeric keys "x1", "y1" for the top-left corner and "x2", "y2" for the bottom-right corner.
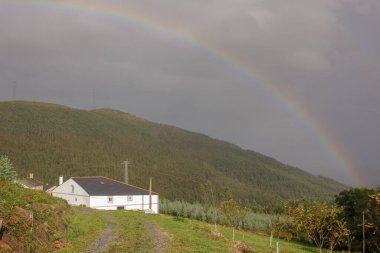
[
  {"x1": 142, "y1": 220, "x2": 167, "y2": 253},
  {"x1": 78, "y1": 208, "x2": 167, "y2": 253},
  {"x1": 82, "y1": 214, "x2": 116, "y2": 253}
]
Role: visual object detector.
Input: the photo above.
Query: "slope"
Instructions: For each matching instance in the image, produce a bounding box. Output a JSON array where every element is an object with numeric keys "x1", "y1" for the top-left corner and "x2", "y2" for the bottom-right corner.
[
  {"x1": 0, "y1": 178, "x2": 70, "y2": 252},
  {"x1": 0, "y1": 101, "x2": 347, "y2": 206}
]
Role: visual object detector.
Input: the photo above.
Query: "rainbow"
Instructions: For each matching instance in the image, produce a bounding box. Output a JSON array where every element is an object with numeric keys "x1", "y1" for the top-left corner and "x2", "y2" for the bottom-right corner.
[{"x1": 1, "y1": 0, "x2": 364, "y2": 185}]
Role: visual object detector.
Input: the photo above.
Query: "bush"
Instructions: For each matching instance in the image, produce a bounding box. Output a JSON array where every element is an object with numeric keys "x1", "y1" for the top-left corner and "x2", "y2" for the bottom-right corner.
[{"x1": 159, "y1": 198, "x2": 285, "y2": 232}]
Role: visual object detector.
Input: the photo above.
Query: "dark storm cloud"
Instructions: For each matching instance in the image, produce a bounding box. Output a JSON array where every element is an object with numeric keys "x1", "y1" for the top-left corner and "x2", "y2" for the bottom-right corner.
[{"x1": 0, "y1": 0, "x2": 379, "y2": 186}]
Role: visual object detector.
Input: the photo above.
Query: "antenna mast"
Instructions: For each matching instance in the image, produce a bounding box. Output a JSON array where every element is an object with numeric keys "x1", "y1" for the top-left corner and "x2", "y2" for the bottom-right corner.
[
  {"x1": 123, "y1": 160, "x2": 129, "y2": 184},
  {"x1": 92, "y1": 87, "x2": 96, "y2": 109}
]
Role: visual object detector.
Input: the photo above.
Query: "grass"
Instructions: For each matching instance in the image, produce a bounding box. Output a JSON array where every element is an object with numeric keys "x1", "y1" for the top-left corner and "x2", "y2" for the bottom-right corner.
[
  {"x1": 0, "y1": 179, "x2": 330, "y2": 253},
  {"x1": 57, "y1": 207, "x2": 106, "y2": 253},
  {"x1": 59, "y1": 208, "x2": 318, "y2": 253},
  {"x1": 0, "y1": 179, "x2": 70, "y2": 252},
  {"x1": 107, "y1": 211, "x2": 153, "y2": 252},
  {"x1": 57, "y1": 207, "x2": 335, "y2": 253},
  {"x1": 60, "y1": 208, "x2": 158, "y2": 253},
  {"x1": 149, "y1": 215, "x2": 230, "y2": 252},
  {"x1": 147, "y1": 213, "x2": 318, "y2": 253},
  {"x1": 217, "y1": 226, "x2": 316, "y2": 253}
]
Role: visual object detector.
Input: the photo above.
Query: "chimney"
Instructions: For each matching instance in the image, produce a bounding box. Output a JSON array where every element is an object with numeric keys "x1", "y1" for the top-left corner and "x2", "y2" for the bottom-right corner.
[
  {"x1": 59, "y1": 176, "x2": 63, "y2": 185},
  {"x1": 29, "y1": 173, "x2": 34, "y2": 179},
  {"x1": 124, "y1": 161, "x2": 129, "y2": 184}
]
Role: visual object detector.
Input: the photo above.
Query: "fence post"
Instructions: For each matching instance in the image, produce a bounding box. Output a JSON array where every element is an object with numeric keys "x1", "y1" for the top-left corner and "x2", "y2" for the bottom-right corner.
[
  {"x1": 30, "y1": 210, "x2": 33, "y2": 232},
  {"x1": 270, "y1": 231, "x2": 273, "y2": 247}
]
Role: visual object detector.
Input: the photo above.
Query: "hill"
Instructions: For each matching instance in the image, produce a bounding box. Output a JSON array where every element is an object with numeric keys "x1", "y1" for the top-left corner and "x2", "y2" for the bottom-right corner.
[{"x1": 0, "y1": 101, "x2": 347, "y2": 206}]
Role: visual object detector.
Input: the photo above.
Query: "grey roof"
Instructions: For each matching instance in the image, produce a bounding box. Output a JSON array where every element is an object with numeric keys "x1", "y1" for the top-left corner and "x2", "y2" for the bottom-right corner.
[
  {"x1": 19, "y1": 178, "x2": 44, "y2": 188},
  {"x1": 72, "y1": 177, "x2": 158, "y2": 196}
]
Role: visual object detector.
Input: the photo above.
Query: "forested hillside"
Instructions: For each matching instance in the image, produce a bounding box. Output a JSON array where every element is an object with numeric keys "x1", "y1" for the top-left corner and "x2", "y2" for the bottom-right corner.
[{"x1": 0, "y1": 101, "x2": 347, "y2": 206}]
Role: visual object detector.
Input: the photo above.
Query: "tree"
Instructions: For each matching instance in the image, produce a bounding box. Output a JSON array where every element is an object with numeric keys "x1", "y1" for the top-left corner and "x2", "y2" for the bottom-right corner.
[
  {"x1": 369, "y1": 193, "x2": 380, "y2": 252},
  {"x1": 327, "y1": 219, "x2": 350, "y2": 253},
  {"x1": 220, "y1": 199, "x2": 248, "y2": 241},
  {"x1": 271, "y1": 217, "x2": 293, "y2": 242},
  {"x1": 0, "y1": 155, "x2": 17, "y2": 181},
  {"x1": 286, "y1": 201, "x2": 349, "y2": 253},
  {"x1": 199, "y1": 180, "x2": 217, "y2": 205},
  {"x1": 336, "y1": 188, "x2": 380, "y2": 252}
]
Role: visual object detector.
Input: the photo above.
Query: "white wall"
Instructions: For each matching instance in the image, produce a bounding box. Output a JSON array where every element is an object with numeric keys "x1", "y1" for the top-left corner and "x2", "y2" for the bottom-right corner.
[
  {"x1": 90, "y1": 195, "x2": 159, "y2": 213},
  {"x1": 52, "y1": 178, "x2": 90, "y2": 207},
  {"x1": 52, "y1": 178, "x2": 159, "y2": 213}
]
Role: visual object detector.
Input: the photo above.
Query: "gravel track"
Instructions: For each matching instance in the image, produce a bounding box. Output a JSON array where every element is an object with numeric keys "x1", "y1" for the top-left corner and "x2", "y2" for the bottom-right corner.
[
  {"x1": 82, "y1": 218, "x2": 116, "y2": 253},
  {"x1": 143, "y1": 220, "x2": 167, "y2": 253},
  {"x1": 76, "y1": 207, "x2": 167, "y2": 253}
]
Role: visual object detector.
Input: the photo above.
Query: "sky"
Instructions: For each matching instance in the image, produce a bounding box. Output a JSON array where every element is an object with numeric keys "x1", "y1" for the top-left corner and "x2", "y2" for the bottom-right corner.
[{"x1": 0, "y1": 0, "x2": 379, "y2": 187}]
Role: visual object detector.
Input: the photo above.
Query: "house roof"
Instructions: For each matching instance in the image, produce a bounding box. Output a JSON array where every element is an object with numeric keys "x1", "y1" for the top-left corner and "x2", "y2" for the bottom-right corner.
[
  {"x1": 71, "y1": 176, "x2": 158, "y2": 196},
  {"x1": 43, "y1": 184, "x2": 56, "y2": 191},
  {"x1": 19, "y1": 178, "x2": 44, "y2": 188}
]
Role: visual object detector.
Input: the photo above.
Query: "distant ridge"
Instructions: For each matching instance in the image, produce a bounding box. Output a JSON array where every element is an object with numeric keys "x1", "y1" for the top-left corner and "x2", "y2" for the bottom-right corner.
[{"x1": 0, "y1": 101, "x2": 347, "y2": 206}]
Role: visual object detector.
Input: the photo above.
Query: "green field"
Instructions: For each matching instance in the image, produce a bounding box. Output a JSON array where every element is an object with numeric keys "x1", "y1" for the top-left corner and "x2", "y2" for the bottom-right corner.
[
  {"x1": 147, "y1": 214, "x2": 317, "y2": 253},
  {"x1": 61, "y1": 208, "x2": 320, "y2": 253},
  {"x1": 0, "y1": 180, "x2": 339, "y2": 252}
]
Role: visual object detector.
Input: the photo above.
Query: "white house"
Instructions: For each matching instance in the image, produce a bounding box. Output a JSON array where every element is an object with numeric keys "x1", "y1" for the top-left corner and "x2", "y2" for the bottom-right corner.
[{"x1": 52, "y1": 176, "x2": 159, "y2": 213}]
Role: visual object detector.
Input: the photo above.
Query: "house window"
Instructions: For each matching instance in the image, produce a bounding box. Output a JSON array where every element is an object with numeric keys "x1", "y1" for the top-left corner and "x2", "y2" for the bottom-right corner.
[
  {"x1": 75, "y1": 197, "x2": 77, "y2": 202},
  {"x1": 127, "y1": 196, "x2": 133, "y2": 202},
  {"x1": 71, "y1": 185, "x2": 74, "y2": 193},
  {"x1": 108, "y1": 196, "x2": 114, "y2": 203}
]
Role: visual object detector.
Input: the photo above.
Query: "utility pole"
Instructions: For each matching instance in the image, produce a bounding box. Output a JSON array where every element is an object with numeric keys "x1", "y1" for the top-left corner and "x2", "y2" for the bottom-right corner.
[
  {"x1": 122, "y1": 160, "x2": 129, "y2": 184},
  {"x1": 363, "y1": 211, "x2": 365, "y2": 253},
  {"x1": 149, "y1": 177, "x2": 152, "y2": 210}
]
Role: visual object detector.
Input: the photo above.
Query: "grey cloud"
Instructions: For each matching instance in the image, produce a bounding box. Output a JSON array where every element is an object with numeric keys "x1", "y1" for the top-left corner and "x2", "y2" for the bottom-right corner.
[{"x1": 0, "y1": 0, "x2": 379, "y2": 186}]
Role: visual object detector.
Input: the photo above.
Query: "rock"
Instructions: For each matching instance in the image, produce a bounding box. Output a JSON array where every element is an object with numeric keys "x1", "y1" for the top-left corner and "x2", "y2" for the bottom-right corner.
[
  {"x1": 8, "y1": 215, "x2": 19, "y2": 223},
  {"x1": 231, "y1": 240, "x2": 253, "y2": 253},
  {"x1": 14, "y1": 207, "x2": 32, "y2": 221},
  {"x1": 53, "y1": 240, "x2": 66, "y2": 249},
  {"x1": 209, "y1": 230, "x2": 224, "y2": 240}
]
